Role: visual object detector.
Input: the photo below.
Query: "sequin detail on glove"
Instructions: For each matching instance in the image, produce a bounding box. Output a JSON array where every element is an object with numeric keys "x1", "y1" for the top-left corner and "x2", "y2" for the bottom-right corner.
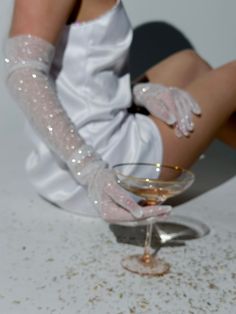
[
  {"x1": 133, "y1": 83, "x2": 201, "y2": 137},
  {"x1": 4, "y1": 34, "x2": 172, "y2": 223},
  {"x1": 5, "y1": 35, "x2": 85, "y2": 162}
]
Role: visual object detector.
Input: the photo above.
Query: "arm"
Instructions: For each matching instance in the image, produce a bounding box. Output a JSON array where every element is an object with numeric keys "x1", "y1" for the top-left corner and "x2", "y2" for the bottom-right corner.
[
  {"x1": 4, "y1": 0, "x2": 171, "y2": 222},
  {"x1": 9, "y1": 0, "x2": 76, "y2": 43}
]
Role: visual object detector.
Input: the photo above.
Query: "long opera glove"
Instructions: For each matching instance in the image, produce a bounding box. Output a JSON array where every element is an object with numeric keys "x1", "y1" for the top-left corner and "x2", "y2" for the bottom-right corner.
[{"x1": 4, "y1": 34, "x2": 172, "y2": 223}]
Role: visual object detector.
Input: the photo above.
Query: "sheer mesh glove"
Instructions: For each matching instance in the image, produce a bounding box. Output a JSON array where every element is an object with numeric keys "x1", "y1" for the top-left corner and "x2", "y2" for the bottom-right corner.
[
  {"x1": 4, "y1": 34, "x2": 172, "y2": 223},
  {"x1": 87, "y1": 166, "x2": 172, "y2": 223},
  {"x1": 133, "y1": 83, "x2": 201, "y2": 137}
]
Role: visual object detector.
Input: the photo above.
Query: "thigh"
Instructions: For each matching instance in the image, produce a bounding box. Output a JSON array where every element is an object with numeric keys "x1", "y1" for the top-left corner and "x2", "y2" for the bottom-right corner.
[
  {"x1": 145, "y1": 49, "x2": 211, "y2": 87},
  {"x1": 150, "y1": 61, "x2": 236, "y2": 168},
  {"x1": 130, "y1": 49, "x2": 211, "y2": 116}
]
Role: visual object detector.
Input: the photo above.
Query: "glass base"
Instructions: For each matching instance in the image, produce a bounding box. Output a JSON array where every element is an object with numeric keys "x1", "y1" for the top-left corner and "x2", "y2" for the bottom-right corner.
[{"x1": 121, "y1": 254, "x2": 170, "y2": 276}]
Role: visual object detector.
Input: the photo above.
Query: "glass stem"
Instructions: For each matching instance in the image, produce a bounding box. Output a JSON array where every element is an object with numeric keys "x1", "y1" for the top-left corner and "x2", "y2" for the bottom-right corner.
[{"x1": 143, "y1": 223, "x2": 153, "y2": 258}]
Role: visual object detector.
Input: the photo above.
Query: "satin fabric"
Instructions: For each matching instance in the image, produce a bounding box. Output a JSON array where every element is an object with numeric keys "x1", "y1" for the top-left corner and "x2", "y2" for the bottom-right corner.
[{"x1": 25, "y1": 0, "x2": 163, "y2": 216}]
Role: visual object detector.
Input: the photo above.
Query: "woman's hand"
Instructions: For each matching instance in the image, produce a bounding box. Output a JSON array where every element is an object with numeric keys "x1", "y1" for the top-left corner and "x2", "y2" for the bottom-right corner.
[
  {"x1": 133, "y1": 83, "x2": 201, "y2": 138},
  {"x1": 88, "y1": 168, "x2": 172, "y2": 224}
]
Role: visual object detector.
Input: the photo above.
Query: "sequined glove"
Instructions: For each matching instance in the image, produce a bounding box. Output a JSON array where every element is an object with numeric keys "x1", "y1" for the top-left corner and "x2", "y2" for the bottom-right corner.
[
  {"x1": 4, "y1": 34, "x2": 172, "y2": 223},
  {"x1": 67, "y1": 147, "x2": 172, "y2": 223},
  {"x1": 133, "y1": 83, "x2": 201, "y2": 137},
  {"x1": 87, "y1": 167, "x2": 172, "y2": 223}
]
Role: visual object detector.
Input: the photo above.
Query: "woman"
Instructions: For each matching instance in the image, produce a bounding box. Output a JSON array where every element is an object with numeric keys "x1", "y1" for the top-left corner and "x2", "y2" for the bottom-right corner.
[{"x1": 4, "y1": 0, "x2": 236, "y2": 222}]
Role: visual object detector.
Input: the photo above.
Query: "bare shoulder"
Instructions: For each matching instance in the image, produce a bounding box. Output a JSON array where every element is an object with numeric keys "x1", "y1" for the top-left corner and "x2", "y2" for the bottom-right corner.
[{"x1": 9, "y1": 0, "x2": 77, "y2": 44}]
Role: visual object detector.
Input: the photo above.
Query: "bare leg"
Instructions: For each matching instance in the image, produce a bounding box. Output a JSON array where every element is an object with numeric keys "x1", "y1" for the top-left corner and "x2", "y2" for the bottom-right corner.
[
  {"x1": 146, "y1": 49, "x2": 211, "y2": 87},
  {"x1": 140, "y1": 49, "x2": 236, "y2": 164},
  {"x1": 217, "y1": 113, "x2": 236, "y2": 147},
  {"x1": 148, "y1": 59, "x2": 236, "y2": 168}
]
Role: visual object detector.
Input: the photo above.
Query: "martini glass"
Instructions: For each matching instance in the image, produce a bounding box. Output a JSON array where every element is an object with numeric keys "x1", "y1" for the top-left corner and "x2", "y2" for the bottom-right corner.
[{"x1": 113, "y1": 162, "x2": 195, "y2": 276}]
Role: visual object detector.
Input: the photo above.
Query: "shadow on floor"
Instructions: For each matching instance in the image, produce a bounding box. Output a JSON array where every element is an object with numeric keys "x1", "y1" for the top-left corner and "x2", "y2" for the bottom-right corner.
[
  {"x1": 109, "y1": 214, "x2": 211, "y2": 248},
  {"x1": 168, "y1": 140, "x2": 236, "y2": 206}
]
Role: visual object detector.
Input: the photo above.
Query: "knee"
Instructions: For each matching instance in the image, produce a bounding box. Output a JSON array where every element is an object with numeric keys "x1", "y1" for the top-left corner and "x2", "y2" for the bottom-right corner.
[
  {"x1": 223, "y1": 60, "x2": 236, "y2": 71},
  {"x1": 217, "y1": 60, "x2": 236, "y2": 89},
  {"x1": 177, "y1": 49, "x2": 211, "y2": 74}
]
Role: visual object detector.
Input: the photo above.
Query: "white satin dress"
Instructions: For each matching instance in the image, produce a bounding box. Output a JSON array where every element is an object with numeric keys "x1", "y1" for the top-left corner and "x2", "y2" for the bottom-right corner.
[{"x1": 25, "y1": 0, "x2": 163, "y2": 216}]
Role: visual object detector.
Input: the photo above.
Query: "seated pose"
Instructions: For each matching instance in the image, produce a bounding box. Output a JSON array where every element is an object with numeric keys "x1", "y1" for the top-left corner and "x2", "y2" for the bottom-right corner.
[{"x1": 4, "y1": 0, "x2": 236, "y2": 222}]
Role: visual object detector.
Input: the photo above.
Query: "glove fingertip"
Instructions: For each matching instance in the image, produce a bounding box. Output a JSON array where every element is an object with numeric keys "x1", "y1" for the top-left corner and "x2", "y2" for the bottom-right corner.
[
  {"x1": 192, "y1": 104, "x2": 202, "y2": 115},
  {"x1": 166, "y1": 115, "x2": 176, "y2": 125},
  {"x1": 175, "y1": 127, "x2": 183, "y2": 138},
  {"x1": 131, "y1": 207, "x2": 143, "y2": 218},
  {"x1": 158, "y1": 205, "x2": 172, "y2": 214}
]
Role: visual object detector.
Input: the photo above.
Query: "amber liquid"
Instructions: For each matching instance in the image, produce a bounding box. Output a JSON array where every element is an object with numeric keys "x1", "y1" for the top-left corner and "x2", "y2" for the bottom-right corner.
[{"x1": 120, "y1": 184, "x2": 182, "y2": 203}]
